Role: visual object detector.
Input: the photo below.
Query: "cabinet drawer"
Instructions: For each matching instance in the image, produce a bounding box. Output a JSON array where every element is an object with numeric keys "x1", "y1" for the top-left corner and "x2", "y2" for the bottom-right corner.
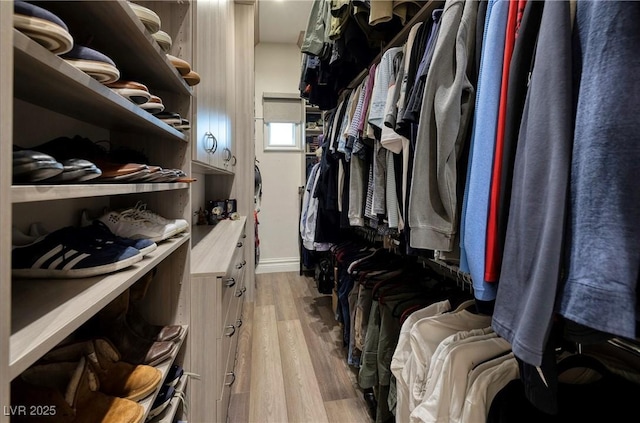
[{"x1": 217, "y1": 334, "x2": 238, "y2": 423}]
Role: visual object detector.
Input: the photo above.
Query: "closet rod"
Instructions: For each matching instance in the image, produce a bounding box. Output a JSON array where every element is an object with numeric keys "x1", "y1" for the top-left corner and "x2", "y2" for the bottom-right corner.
[
  {"x1": 607, "y1": 338, "x2": 640, "y2": 356},
  {"x1": 347, "y1": 0, "x2": 445, "y2": 89},
  {"x1": 424, "y1": 257, "x2": 474, "y2": 293}
]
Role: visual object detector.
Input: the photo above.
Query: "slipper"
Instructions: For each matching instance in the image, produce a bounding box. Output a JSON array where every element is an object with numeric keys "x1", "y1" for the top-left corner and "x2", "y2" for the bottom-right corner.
[
  {"x1": 173, "y1": 118, "x2": 190, "y2": 131},
  {"x1": 107, "y1": 80, "x2": 150, "y2": 105},
  {"x1": 152, "y1": 30, "x2": 172, "y2": 53},
  {"x1": 183, "y1": 70, "x2": 201, "y2": 86},
  {"x1": 13, "y1": 1, "x2": 73, "y2": 55},
  {"x1": 128, "y1": 2, "x2": 161, "y2": 34},
  {"x1": 13, "y1": 149, "x2": 59, "y2": 166},
  {"x1": 154, "y1": 111, "x2": 181, "y2": 126},
  {"x1": 134, "y1": 165, "x2": 162, "y2": 182},
  {"x1": 13, "y1": 150, "x2": 64, "y2": 183},
  {"x1": 166, "y1": 54, "x2": 190, "y2": 76},
  {"x1": 62, "y1": 45, "x2": 120, "y2": 84},
  {"x1": 98, "y1": 168, "x2": 151, "y2": 182},
  {"x1": 139, "y1": 95, "x2": 164, "y2": 114},
  {"x1": 96, "y1": 162, "x2": 148, "y2": 178},
  {"x1": 47, "y1": 159, "x2": 102, "y2": 183}
]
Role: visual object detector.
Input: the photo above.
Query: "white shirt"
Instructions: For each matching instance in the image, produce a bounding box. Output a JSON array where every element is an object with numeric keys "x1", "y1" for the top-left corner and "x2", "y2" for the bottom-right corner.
[
  {"x1": 410, "y1": 332, "x2": 512, "y2": 423},
  {"x1": 391, "y1": 300, "x2": 452, "y2": 423},
  {"x1": 403, "y1": 301, "x2": 492, "y2": 413},
  {"x1": 458, "y1": 353, "x2": 518, "y2": 423}
]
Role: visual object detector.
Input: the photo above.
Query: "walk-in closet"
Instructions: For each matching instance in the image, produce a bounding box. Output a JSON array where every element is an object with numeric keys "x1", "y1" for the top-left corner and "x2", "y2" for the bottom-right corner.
[{"x1": 2, "y1": 0, "x2": 640, "y2": 422}]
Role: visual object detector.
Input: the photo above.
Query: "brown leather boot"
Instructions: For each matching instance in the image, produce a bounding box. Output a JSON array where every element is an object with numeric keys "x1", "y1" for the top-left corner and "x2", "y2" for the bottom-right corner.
[
  {"x1": 12, "y1": 357, "x2": 144, "y2": 423},
  {"x1": 40, "y1": 338, "x2": 162, "y2": 401},
  {"x1": 99, "y1": 289, "x2": 176, "y2": 366},
  {"x1": 128, "y1": 269, "x2": 184, "y2": 342}
]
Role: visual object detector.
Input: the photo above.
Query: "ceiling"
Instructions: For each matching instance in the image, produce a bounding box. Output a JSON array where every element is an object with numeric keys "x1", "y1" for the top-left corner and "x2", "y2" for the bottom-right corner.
[{"x1": 257, "y1": 0, "x2": 313, "y2": 45}]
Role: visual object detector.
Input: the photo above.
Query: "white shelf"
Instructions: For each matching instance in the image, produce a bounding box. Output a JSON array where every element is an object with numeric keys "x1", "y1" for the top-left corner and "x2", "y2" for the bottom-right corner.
[
  {"x1": 12, "y1": 182, "x2": 190, "y2": 204},
  {"x1": 13, "y1": 30, "x2": 187, "y2": 143},
  {"x1": 10, "y1": 233, "x2": 190, "y2": 379},
  {"x1": 141, "y1": 326, "x2": 189, "y2": 423}
]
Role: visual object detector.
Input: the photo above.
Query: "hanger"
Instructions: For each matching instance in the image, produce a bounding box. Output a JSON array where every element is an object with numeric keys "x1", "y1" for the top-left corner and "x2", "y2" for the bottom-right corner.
[{"x1": 556, "y1": 352, "x2": 611, "y2": 377}]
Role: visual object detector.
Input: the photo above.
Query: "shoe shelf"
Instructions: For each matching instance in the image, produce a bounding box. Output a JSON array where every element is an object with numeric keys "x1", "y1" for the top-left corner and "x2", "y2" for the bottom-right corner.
[
  {"x1": 9, "y1": 233, "x2": 190, "y2": 380},
  {"x1": 140, "y1": 325, "x2": 189, "y2": 423},
  {"x1": 12, "y1": 182, "x2": 190, "y2": 204},
  {"x1": 13, "y1": 30, "x2": 188, "y2": 143},
  {"x1": 38, "y1": 0, "x2": 192, "y2": 97}
]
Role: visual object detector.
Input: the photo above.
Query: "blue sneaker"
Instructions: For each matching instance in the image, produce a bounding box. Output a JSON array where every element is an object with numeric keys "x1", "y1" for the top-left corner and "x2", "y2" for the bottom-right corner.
[
  {"x1": 32, "y1": 217, "x2": 157, "y2": 257},
  {"x1": 12, "y1": 226, "x2": 142, "y2": 278}
]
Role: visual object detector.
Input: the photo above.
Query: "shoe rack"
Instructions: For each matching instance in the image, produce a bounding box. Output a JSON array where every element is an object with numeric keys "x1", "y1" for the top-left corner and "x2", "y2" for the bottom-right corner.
[{"x1": 2, "y1": 1, "x2": 193, "y2": 422}]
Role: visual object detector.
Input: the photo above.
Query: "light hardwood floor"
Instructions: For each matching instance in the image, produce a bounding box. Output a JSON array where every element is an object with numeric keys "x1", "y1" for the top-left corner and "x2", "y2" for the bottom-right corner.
[{"x1": 228, "y1": 272, "x2": 373, "y2": 423}]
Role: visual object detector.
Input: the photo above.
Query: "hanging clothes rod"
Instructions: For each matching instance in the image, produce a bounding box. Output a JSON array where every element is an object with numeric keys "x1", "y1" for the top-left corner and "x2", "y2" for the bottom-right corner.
[
  {"x1": 607, "y1": 337, "x2": 640, "y2": 356},
  {"x1": 423, "y1": 257, "x2": 474, "y2": 293}
]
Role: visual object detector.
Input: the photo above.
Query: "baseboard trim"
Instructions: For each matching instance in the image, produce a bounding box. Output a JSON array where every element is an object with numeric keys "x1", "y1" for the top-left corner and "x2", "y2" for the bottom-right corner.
[{"x1": 255, "y1": 257, "x2": 300, "y2": 274}]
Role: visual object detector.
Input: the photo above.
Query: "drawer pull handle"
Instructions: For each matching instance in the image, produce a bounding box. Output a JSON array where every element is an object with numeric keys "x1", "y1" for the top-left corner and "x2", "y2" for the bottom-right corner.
[
  {"x1": 225, "y1": 278, "x2": 236, "y2": 287},
  {"x1": 236, "y1": 318, "x2": 243, "y2": 328},
  {"x1": 241, "y1": 259, "x2": 247, "y2": 266},
  {"x1": 225, "y1": 371, "x2": 236, "y2": 386},
  {"x1": 242, "y1": 287, "x2": 247, "y2": 293},
  {"x1": 237, "y1": 242, "x2": 243, "y2": 248},
  {"x1": 225, "y1": 324, "x2": 236, "y2": 337},
  {"x1": 235, "y1": 288, "x2": 244, "y2": 298},
  {"x1": 236, "y1": 263, "x2": 243, "y2": 269},
  {"x1": 242, "y1": 233, "x2": 247, "y2": 239}
]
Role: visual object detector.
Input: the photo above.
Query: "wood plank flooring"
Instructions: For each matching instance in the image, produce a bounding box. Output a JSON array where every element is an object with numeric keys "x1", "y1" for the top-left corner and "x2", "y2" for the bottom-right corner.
[{"x1": 228, "y1": 272, "x2": 372, "y2": 423}]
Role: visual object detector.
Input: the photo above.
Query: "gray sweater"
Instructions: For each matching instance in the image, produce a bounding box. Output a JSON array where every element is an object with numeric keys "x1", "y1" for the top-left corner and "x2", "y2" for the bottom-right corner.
[{"x1": 408, "y1": 0, "x2": 478, "y2": 251}]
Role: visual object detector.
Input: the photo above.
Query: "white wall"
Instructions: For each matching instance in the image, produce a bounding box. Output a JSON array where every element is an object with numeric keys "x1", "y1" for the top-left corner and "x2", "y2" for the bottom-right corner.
[{"x1": 254, "y1": 43, "x2": 304, "y2": 274}]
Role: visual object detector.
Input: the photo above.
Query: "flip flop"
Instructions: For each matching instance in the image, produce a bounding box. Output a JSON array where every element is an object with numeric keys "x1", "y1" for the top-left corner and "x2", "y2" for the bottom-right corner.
[
  {"x1": 128, "y1": 2, "x2": 161, "y2": 33},
  {"x1": 152, "y1": 30, "x2": 172, "y2": 53},
  {"x1": 166, "y1": 54, "x2": 190, "y2": 76},
  {"x1": 62, "y1": 45, "x2": 120, "y2": 84},
  {"x1": 13, "y1": 1, "x2": 73, "y2": 55}
]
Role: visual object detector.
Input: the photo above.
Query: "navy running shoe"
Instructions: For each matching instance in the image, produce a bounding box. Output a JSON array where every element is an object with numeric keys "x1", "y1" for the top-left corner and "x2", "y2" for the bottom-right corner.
[
  {"x1": 31, "y1": 218, "x2": 157, "y2": 256},
  {"x1": 12, "y1": 226, "x2": 142, "y2": 279}
]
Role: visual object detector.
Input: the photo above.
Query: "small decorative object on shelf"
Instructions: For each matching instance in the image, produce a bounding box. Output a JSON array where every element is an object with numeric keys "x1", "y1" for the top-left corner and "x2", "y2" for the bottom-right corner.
[{"x1": 195, "y1": 207, "x2": 208, "y2": 225}]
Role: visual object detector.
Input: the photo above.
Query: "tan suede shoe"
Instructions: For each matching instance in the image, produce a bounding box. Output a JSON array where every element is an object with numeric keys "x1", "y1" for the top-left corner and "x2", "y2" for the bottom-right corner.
[
  {"x1": 13, "y1": 357, "x2": 144, "y2": 423},
  {"x1": 40, "y1": 338, "x2": 162, "y2": 401}
]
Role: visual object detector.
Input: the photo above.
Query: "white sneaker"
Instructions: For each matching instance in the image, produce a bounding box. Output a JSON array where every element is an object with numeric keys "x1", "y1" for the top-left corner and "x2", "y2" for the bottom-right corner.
[
  {"x1": 98, "y1": 209, "x2": 178, "y2": 242},
  {"x1": 129, "y1": 201, "x2": 189, "y2": 235}
]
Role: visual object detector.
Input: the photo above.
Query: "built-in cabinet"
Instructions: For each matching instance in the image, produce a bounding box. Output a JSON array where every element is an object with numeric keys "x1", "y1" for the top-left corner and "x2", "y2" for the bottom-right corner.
[
  {"x1": 193, "y1": 0, "x2": 235, "y2": 174},
  {"x1": 190, "y1": 219, "x2": 247, "y2": 422},
  {"x1": 0, "y1": 0, "x2": 256, "y2": 422}
]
